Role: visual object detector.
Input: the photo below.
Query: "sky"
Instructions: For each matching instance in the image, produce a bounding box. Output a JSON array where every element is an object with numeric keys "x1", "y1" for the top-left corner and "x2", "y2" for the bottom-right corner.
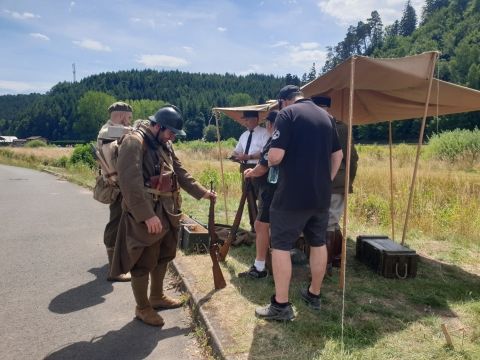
[{"x1": 0, "y1": 0, "x2": 425, "y2": 95}]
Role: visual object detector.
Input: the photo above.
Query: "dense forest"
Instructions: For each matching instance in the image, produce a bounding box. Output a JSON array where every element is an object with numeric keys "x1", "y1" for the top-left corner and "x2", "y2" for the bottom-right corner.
[{"x1": 0, "y1": 0, "x2": 479, "y2": 143}]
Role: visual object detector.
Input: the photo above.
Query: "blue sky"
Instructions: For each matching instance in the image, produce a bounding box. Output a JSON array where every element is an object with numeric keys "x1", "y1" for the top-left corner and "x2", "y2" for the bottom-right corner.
[{"x1": 0, "y1": 0, "x2": 424, "y2": 95}]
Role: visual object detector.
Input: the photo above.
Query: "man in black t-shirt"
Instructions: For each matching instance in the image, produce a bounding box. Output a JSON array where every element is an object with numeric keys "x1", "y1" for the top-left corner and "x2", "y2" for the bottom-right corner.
[
  {"x1": 255, "y1": 85, "x2": 343, "y2": 321},
  {"x1": 239, "y1": 110, "x2": 278, "y2": 279}
]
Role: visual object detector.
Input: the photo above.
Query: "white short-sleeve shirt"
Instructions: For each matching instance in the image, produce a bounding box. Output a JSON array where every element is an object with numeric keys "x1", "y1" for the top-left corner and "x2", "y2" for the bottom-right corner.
[{"x1": 234, "y1": 126, "x2": 270, "y2": 164}]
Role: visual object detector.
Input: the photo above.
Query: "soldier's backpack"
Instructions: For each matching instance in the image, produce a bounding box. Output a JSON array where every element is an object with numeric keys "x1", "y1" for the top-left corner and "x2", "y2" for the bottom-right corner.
[{"x1": 92, "y1": 125, "x2": 146, "y2": 204}]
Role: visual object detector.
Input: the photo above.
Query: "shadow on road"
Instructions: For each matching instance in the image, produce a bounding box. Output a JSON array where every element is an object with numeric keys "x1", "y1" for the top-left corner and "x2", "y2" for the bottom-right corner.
[
  {"x1": 49, "y1": 265, "x2": 113, "y2": 314},
  {"x1": 44, "y1": 320, "x2": 189, "y2": 360}
]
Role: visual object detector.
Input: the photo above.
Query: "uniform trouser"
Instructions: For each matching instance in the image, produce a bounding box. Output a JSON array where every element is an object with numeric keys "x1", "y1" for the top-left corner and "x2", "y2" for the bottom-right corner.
[
  {"x1": 130, "y1": 228, "x2": 178, "y2": 278},
  {"x1": 104, "y1": 195, "x2": 123, "y2": 248},
  {"x1": 327, "y1": 193, "x2": 345, "y2": 232}
]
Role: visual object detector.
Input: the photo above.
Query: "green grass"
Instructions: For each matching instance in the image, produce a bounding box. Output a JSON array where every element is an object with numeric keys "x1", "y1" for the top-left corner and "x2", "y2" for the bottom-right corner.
[{"x1": 1, "y1": 142, "x2": 479, "y2": 359}]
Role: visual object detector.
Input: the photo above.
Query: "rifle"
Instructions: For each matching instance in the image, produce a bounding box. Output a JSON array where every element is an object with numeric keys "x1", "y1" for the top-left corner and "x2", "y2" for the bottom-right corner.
[
  {"x1": 90, "y1": 143, "x2": 115, "y2": 185},
  {"x1": 218, "y1": 181, "x2": 248, "y2": 261},
  {"x1": 245, "y1": 178, "x2": 258, "y2": 231},
  {"x1": 208, "y1": 182, "x2": 226, "y2": 290}
]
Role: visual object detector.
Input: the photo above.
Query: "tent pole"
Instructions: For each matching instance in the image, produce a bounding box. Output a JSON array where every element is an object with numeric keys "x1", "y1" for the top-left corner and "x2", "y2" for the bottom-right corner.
[
  {"x1": 340, "y1": 56, "x2": 355, "y2": 289},
  {"x1": 213, "y1": 110, "x2": 229, "y2": 224},
  {"x1": 401, "y1": 52, "x2": 438, "y2": 245},
  {"x1": 389, "y1": 121, "x2": 395, "y2": 241},
  {"x1": 340, "y1": 55, "x2": 356, "y2": 357}
]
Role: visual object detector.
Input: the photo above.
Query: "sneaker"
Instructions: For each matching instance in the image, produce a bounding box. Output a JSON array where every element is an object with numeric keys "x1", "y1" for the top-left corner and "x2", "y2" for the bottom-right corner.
[
  {"x1": 238, "y1": 265, "x2": 267, "y2": 279},
  {"x1": 255, "y1": 301, "x2": 295, "y2": 321},
  {"x1": 300, "y1": 288, "x2": 321, "y2": 310}
]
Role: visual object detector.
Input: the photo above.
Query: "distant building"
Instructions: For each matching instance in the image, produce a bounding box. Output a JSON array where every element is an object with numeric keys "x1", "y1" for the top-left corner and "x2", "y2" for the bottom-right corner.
[
  {"x1": 0, "y1": 136, "x2": 18, "y2": 145},
  {"x1": 26, "y1": 136, "x2": 48, "y2": 144},
  {"x1": 12, "y1": 139, "x2": 27, "y2": 147}
]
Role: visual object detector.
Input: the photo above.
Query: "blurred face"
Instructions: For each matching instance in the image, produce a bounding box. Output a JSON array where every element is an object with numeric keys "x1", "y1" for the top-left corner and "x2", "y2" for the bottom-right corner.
[
  {"x1": 266, "y1": 120, "x2": 274, "y2": 134},
  {"x1": 245, "y1": 117, "x2": 258, "y2": 130},
  {"x1": 158, "y1": 127, "x2": 176, "y2": 143}
]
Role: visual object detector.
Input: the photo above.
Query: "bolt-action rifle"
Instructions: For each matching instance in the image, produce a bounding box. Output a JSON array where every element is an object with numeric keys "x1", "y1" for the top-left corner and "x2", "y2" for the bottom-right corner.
[
  {"x1": 90, "y1": 143, "x2": 116, "y2": 185},
  {"x1": 208, "y1": 182, "x2": 226, "y2": 290},
  {"x1": 218, "y1": 179, "x2": 251, "y2": 261}
]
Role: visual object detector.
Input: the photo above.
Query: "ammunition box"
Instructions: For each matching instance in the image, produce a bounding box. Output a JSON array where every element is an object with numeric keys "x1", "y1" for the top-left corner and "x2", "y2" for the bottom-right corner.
[{"x1": 178, "y1": 214, "x2": 210, "y2": 253}]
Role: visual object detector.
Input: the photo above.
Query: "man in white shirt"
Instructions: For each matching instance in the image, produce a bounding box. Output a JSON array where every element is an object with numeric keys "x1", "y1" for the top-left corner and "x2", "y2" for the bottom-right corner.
[
  {"x1": 231, "y1": 111, "x2": 269, "y2": 166},
  {"x1": 231, "y1": 111, "x2": 269, "y2": 231}
]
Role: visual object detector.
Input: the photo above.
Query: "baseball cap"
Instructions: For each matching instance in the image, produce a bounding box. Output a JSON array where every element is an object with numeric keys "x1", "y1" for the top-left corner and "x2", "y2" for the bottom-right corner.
[{"x1": 277, "y1": 85, "x2": 301, "y2": 100}]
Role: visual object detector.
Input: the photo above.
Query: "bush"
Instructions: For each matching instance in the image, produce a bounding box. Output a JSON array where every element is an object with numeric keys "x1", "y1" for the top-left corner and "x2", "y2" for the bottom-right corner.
[
  {"x1": 25, "y1": 140, "x2": 48, "y2": 148},
  {"x1": 203, "y1": 125, "x2": 218, "y2": 142},
  {"x1": 52, "y1": 156, "x2": 69, "y2": 168},
  {"x1": 70, "y1": 143, "x2": 96, "y2": 169},
  {"x1": 427, "y1": 128, "x2": 480, "y2": 166}
]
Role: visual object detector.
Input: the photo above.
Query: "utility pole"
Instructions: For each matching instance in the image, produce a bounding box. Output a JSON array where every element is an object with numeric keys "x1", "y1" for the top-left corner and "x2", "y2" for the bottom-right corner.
[{"x1": 72, "y1": 63, "x2": 76, "y2": 83}]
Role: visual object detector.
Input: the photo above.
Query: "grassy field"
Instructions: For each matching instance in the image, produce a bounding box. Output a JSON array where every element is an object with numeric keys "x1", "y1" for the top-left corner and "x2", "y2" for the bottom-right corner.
[{"x1": 1, "y1": 142, "x2": 479, "y2": 359}]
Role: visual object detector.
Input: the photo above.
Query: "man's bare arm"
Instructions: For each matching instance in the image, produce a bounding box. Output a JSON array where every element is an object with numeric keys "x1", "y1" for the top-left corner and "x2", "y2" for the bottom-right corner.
[
  {"x1": 330, "y1": 149, "x2": 343, "y2": 180},
  {"x1": 268, "y1": 148, "x2": 285, "y2": 167}
]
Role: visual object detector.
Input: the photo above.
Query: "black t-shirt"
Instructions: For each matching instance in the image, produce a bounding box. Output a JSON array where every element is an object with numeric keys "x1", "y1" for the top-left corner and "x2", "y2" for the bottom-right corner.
[{"x1": 270, "y1": 98, "x2": 341, "y2": 211}]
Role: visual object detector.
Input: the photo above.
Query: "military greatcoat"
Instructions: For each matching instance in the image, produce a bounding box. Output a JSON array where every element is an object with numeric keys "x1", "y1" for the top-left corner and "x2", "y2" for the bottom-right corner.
[{"x1": 110, "y1": 124, "x2": 207, "y2": 277}]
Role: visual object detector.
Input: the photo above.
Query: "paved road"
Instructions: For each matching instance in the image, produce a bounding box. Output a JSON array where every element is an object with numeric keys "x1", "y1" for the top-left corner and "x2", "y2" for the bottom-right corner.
[{"x1": 0, "y1": 165, "x2": 203, "y2": 360}]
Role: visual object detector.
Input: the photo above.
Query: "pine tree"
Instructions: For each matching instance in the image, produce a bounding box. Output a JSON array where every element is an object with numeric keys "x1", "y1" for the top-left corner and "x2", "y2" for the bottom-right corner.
[{"x1": 399, "y1": 0, "x2": 417, "y2": 36}]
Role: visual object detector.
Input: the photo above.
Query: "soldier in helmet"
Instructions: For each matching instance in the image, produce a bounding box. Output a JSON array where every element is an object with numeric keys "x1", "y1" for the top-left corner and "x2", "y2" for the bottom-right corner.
[
  {"x1": 110, "y1": 105, "x2": 216, "y2": 327},
  {"x1": 97, "y1": 101, "x2": 133, "y2": 282}
]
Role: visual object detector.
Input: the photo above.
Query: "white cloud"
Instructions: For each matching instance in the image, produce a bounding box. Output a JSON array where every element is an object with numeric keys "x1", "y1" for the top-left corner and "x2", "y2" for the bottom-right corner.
[
  {"x1": 0, "y1": 80, "x2": 52, "y2": 94},
  {"x1": 270, "y1": 41, "x2": 289, "y2": 48},
  {"x1": 4, "y1": 9, "x2": 40, "y2": 20},
  {"x1": 300, "y1": 42, "x2": 321, "y2": 50},
  {"x1": 238, "y1": 64, "x2": 261, "y2": 75},
  {"x1": 30, "y1": 33, "x2": 50, "y2": 41},
  {"x1": 317, "y1": 0, "x2": 424, "y2": 25},
  {"x1": 73, "y1": 39, "x2": 111, "y2": 52},
  {"x1": 282, "y1": 42, "x2": 327, "y2": 70},
  {"x1": 136, "y1": 54, "x2": 188, "y2": 68},
  {"x1": 217, "y1": 27, "x2": 227, "y2": 32},
  {"x1": 183, "y1": 46, "x2": 194, "y2": 54}
]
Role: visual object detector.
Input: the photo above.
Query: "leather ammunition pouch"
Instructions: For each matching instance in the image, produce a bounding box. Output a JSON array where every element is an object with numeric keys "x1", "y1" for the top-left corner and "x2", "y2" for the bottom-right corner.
[{"x1": 149, "y1": 170, "x2": 178, "y2": 193}]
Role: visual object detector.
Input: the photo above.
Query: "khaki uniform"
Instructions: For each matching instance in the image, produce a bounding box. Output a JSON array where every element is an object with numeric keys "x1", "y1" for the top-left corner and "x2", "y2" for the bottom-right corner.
[
  {"x1": 110, "y1": 125, "x2": 207, "y2": 278},
  {"x1": 97, "y1": 119, "x2": 121, "y2": 248}
]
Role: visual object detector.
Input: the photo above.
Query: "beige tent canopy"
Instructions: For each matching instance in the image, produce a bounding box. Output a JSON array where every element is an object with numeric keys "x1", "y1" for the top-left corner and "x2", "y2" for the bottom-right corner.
[
  {"x1": 301, "y1": 51, "x2": 480, "y2": 124},
  {"x1": 213, "y1": 102, "x2": 277, "y2": 125}
]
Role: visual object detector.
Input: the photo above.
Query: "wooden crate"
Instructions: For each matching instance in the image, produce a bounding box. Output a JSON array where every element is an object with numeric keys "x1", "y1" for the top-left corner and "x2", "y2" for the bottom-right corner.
[{"x1": 356, "y1": 235, "x2": 418, "y2": 279}]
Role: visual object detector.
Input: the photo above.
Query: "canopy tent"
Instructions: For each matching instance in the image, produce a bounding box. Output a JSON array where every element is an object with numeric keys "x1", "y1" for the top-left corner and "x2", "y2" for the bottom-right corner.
[
  {"x1": 301, "y1": 51, "x2": 480, "y2": 124},
  {"x1": 212, "y1": 102, "x2": 277, "y2": 126},
  {"x1": 211, "y1": 52, "x2": 480, "y2": 283}
]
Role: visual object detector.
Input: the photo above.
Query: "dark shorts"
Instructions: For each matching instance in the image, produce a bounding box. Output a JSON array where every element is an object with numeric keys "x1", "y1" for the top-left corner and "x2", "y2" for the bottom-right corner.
[
  {"x1": 256, "y1": 184, "x2": 275, "y2": 223},
  {"x1": 270, "y1": 208, "x2": 329, "y2": 251}
]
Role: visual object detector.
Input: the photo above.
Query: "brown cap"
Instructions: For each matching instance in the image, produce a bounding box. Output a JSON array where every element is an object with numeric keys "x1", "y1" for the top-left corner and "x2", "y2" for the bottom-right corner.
[{"x1": 108, "y1": 101, "x2": 133, "y2": 113}]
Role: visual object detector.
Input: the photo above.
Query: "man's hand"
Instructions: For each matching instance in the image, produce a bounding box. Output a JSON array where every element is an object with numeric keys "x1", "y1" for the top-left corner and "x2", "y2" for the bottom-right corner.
[
  {"x1": 203, "y1": 190, "x2": 217, "y2": 203},
  {"x1": 244, "y1": 168, "x2": 254, "y2": 178},
  {"x1": 145, "y1": 216, "x2": 162, "y2": 234}
]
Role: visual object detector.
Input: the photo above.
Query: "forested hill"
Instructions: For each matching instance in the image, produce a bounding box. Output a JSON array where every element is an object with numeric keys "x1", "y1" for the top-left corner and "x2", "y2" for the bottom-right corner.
[
  {"x1": 322, "y1": 0, "x2": 480, "y2": 141},
  {"x1": 0, "y1": 70, "x2": 292, "y2": 141}
]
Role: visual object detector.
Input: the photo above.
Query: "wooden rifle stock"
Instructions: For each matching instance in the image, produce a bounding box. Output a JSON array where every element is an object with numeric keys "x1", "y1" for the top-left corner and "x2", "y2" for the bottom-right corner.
[
  {"x1": 245, "y1": 179, "x2": 258, "y2": 227},
  {"x1": 208, "y1": 182, "x2": 226, "y2": 290},
  {"x1": 218, "y1": 183, "x2": 248, "y2": 261}
]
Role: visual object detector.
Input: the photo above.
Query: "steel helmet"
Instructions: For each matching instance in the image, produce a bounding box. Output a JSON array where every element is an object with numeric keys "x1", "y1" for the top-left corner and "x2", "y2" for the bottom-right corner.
[{"x1": 148, "y1": 105, "x2": 186, "y2": 136}]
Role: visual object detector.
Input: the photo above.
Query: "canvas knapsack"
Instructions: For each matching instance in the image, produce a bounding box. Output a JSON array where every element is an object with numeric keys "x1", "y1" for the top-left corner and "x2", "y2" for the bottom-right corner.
[{"x1": 92, "y1": 125, "x2": 146, "y2": 204}]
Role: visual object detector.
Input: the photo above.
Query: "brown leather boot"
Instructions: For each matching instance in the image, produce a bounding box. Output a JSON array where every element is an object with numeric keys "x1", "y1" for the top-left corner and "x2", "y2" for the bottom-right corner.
[
  {"x1": 106, "y1": 247, "x2": 131, "y2": 282},
  {"x1": 325, "y1": 231, "x2": 335, "y2": 276},
  {"x1": 131, "y1": 275, "x2": 164, "y2": 327},
  {"x1": 149, "y1": 262, "x2": 184, "y2": 309},
  {"x1": 332, "y1": 230, "x2": 343, "y2": 268}
]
